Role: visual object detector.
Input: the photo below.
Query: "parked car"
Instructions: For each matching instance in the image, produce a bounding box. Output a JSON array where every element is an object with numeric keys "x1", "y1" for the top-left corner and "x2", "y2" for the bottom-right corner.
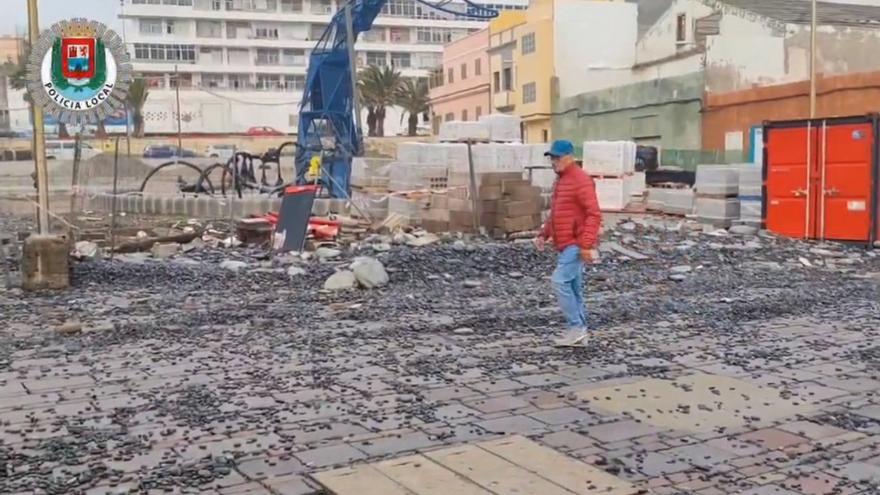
[
  {"x1": 205, "y1": 144, "x2": 239, "y2": 161},
  {"x1": 45, "y1": 140, "x2": 101, "y2": 160},
  {"x1": 245, "y1": 126, "x2": 284, "y2": 136},
  {"x1": 143, "y1": 145, "x2": 199, "y2": 159}
]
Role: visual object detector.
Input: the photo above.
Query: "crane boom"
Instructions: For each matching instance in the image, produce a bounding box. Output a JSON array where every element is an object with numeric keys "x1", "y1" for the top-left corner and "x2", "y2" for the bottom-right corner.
[{"x1": 294, "y1": 0, "x2": 498, "y2": 198}]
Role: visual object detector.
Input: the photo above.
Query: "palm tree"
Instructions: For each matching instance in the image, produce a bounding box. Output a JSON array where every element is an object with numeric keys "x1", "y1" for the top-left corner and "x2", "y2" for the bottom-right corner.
[
  {"x1": 394, "y1": 78, "x2": 430, "y2": 137},
  {"x1": 5, "y1": 49, "x2": 70, "y2": 138},
  {"x1": 126, "y1": 78, "x2": 149, "y2": 138},
  {"x1": 357, "y1": 65, "x2": 401, "y2": 137}
]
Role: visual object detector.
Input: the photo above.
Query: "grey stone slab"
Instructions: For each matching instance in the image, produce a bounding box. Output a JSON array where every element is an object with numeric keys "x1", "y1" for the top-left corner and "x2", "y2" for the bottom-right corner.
[
  {"x1": 620, "y1": 451, "x2": 692, "y2": 477},
  {"x1": 469, "y1": 379, "x2": 525, "y2": 394},
  {"x1": 538, "y1": 430, "x2": 597, "y2": 451},
  {"x1": 354, "y1": 430, "x2": 437, "y2": 457},
  {"x1": 432, "y1": 403, "x2": 482, "y2": 422},
  {"x1": 477, "y1": 415, "x2": 549, "y2": 436},
  {"x1": 661, "y1": 443, "x2": 739, "y2": 469},
  {"x1": 583, "y1": 420, "x2": 663, "y2": 443},
  {"x1": 737, "y1": 487, "x2": 801, "y2": 495},
  {"x1": 281, "y1": 422, "x2": 370, "y2": 446},
  {"x1": 263, "y1": 474, "x2": 319, "y2": 495},
  {"x1": 830, "y1": 461, "x2": 880, "y2": 483},
  {"x1": 466, "y1": 395, "x2": 530, "y2": 414},
  {"x1": 295, "y1": 443, "x2": 367, "y2": 469},
  {"x1": 527, "y1": 407, "x2": 595, "y2": 426},
  {"x1": 853, "y1": 405, "x2": 880, "y2": 421},
  {"x1": 237, "y1": 456, "x2": 306, "y2": 480},
  {"x1": 515, "y1": 373, "x2": 569, "y2": 387}
]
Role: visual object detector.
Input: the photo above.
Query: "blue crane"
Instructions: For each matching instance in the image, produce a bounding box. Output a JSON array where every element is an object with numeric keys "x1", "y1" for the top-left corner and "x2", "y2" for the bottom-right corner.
[{"x1": 294, "y1": 0, "x2": 499, "y2": 198}]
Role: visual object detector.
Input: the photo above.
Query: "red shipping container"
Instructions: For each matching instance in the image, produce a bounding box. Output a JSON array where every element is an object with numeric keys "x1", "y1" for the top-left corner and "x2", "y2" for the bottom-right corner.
[{"x1": 763, "y1": 115, "x2": 880, "y2": 245}]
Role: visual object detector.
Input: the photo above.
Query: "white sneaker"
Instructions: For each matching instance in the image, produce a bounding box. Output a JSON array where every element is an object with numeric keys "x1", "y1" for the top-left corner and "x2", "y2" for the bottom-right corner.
[{"x1": 554, "y1": 329, "x2": 589, "y2": 348}]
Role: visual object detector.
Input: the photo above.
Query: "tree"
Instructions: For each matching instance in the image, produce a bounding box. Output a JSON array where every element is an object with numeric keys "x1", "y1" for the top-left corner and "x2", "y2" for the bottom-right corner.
[
  {"x1": 357, "y1": 65, "x2": 401, "y2": 137},
  {"x1": 126, "y1": 78, "x2": 149, "y2": 138},
  {"x1": 4, "y1": 48, "x2": 70, "y2": 138},
  {"x1": 394, "y1": 78, "x2": 430, "y2": 137}
]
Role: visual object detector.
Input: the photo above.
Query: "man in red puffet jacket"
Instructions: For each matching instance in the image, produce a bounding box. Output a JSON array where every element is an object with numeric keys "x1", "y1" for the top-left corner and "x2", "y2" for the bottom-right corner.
[{"x1": 534, "y1": 139, "x2": 602, "y2": 348}]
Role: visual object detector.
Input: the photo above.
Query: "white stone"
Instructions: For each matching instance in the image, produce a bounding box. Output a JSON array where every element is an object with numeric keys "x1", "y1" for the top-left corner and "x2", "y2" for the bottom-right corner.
[
  {"x1": 351, "y1": 257, "x2": 389, "y2": 289},
  {"x1": 324, "y1": 270, "x2": 357, "y2": 290},
  {"x1": 150, "y1": 243, "x2": 179, "y2": 259},
  {"x1": 287, "y1": 266, "x2": 306, "y2": 277},
  {"x1": 73, "y1": 241, "x2": 99, "y2": 260},
  {"x1": 315, "y1": 247, "x2": 342, "y2": 260},
  {"x1": 220, "y1": 260, "x2": 248, "y2": 272}
]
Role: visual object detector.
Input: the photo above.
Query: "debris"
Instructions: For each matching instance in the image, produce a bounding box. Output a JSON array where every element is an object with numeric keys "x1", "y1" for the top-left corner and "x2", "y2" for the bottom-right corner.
[
  {"x1": 55, "y1": 320, "x2": 82, "y2": 335},
  {"x1": 323, "y1": 270, "x2": 357, "y2": 290},
  {"x1": 72, "y1": 241, "x2": 99, "y2": 260},
  {"x1": 729, "y1": 225, "x2": 758, "y2": 236},
  {"x1": 315, "y1": 247, "x2": 342, "y2": 260},
  {"x1": 287, "y1": 266, "x2": 306, "y2": 277},
  {"x1": 670, "y1": 265, "x2": 693, "y2": 274},
  {"x1": 508, "y1": 271, "x2": 524, "y2": 279},
  {"x1": 604, "y1": 242, "x2": 649, "y2": 261},
  {"x1": 115, "y1": 231, "x2": 201, "y2": 254},
  {"x1": 463, "y1": 280, "x2": 482, "y2": 288},
  {"x1": 799, "y1": 257, "x2": 814, "y2": 267},
  {"x1": 182, "y1": 238, "x2": 204, "y2": 253},
  {"x1": 350, "y1": 257, "x2": 390, "y2": 288},
  {"x1": 453, "y1": 327, "x2": 475, "y2": 335},
  {"x1": 669, "y1": 274, "x2": 688, "y2": 282},
  {"x1": 151, "y1": 243, "x2": 180, "y2": 259},
  {"x1": 371, "y1": 243, "x2": 392, "y2": 253},
  {"x1": 406, "y1": 233, "x2": 440, "y2": 247},
  {"x1": 219, "y1": 260, "x2": 248, "y2": 272},
  {"x1": 619, "y1": 221, "x2": 637, "y2": 232}
]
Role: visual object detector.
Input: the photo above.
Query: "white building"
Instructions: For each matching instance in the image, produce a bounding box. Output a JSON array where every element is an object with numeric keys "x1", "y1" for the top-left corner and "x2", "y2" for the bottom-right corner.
[{"x1": 120, "y1": 0, "x2": 527, "y2": 135}]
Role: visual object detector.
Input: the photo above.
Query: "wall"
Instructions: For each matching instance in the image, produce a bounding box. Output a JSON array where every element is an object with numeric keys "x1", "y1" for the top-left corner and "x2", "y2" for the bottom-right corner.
[
  {"x1": 488, "y1": 11, "x2": 526, "y2": 113},
  {"x1": 513, "y1": 0, "x2": 554, "y2": 132},
  {"x1": 703, "y1": 70, "x2": 880, "y2": 153},
  {"x1": 552, "y1": 72, "x2": 706, "y2": 167},
  {"x1": 429, "y1": 28, "x2": 491, "y2": 123},
  {"x1": 553, "y1": 0, "x2": 637, "y2": 99}
]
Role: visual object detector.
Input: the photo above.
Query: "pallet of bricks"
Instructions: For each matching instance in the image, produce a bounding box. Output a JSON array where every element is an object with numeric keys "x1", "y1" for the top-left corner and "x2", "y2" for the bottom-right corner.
[
  {"x1": 581, "y1": 141, "x2": 645, "y2": 211},
  {"x1": 694, "y1": 165, "x2": 741, "y2": 227},
  {"x1": 422, "y1": 172, "x2": 543, "y2": 235}
]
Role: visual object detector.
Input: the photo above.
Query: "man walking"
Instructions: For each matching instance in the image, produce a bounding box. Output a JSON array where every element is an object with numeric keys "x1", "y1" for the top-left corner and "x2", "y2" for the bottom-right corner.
[{"x1": 535, "y1": 140, "x2": 602, "y2": 347}]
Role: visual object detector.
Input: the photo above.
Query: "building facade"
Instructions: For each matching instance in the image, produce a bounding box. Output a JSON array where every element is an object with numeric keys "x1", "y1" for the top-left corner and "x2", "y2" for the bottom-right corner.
[
  {"x1": 121, "y1": 0, "x2": 527, "y2": 135},
  {"x1": 0, "y1": 36, "x2": 28, "y2": 135},
  {"x1": 551, "y1": 0, "x2": 880, "y2": 167},
  {"x1": 428, "y1": 28, "x2": 491, "y2": 133}
]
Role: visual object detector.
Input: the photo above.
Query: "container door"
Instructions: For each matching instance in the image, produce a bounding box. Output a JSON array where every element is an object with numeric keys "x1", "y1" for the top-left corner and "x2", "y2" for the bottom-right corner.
[
  {"x1": 819, "y1": 122, "x2": 874, "y2": 242},
  {"x1": 765, "y1": 126, "x2": 817, "y2": 239}
]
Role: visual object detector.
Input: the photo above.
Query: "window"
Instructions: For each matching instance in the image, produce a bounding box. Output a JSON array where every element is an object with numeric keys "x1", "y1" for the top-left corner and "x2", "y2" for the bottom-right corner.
[
  {"x1": 493, "y1": 71, "x2": 500, "y2": 92},
  {"x1": 202, "y1": 73, "x2": 225, "y2": 88},
  {"x1": 170, "y1": 73, "x2": 193, "y2": 88},
  {"x1": 280, "y1": 0, "x2": 302, "y2": 11},
  {"x1": 139, "y1": 20, "x2": 163, "y2": 35},
  {"x1": 475, "y1": 106, "x2": 482, "y2": 119},
  {"x1": 447, "y1": 67, "x2": 453, "y2": 84},
  {"x1": 229, "y1": 74, "x2": 251, "y2": 89},
  {"x1": 391, "y1": 52, "x2": 411, "y2": 69},
  {"x1": 502, "y1": 67, "x2": 512, "y2": 91},
  {"x1": 256, "y1": 48, "x2": 280, "y2": 65},
  {"x1": 196, "y1": 20, "x2": 222, "y2": 38},
  {"x1": 444, "y1": 112, "x2": 454, "y2": 122},
  {"x1": 383, "y1": 0, "x2": 417, "y2": 18},
  {"x1": 461, "y1": 109, "x2": 468, "y2": 121},
  {"x1": 389, "y1": 27, "x2": 410, "y2": 43},
  {"x1": 361, "y1": 29, "x2": 385, "y2": 42},
  {"x1": 522, "y1": 82, "x2": 536, "y2": 103},
  {"x1": 144, "y1": 73, "x2": 165, "y2": 88},
  {"x1": 167, "y1": 45, "x2": 196, "y2": 62},
  {"x1": 132, "y1": 43, "x2": 196, "y2": 63},
  {"x1": 676, "y1": 14, "x2": 687, "y2": 42},
  {"x1": 474, "y1": 58, "x2": 481, "y2": 76},
  {"x1": 163, "y1": 0, "x2": 193, "y2": 4},
  {"x1": 255, "y1": 26, "x2": 280, "y2": 39},
  {"x1": 366, "y1": 52, "x2": 386, "y2": 67},
  {"x1": 256, "y1": 74, "x2": 281, "y2": 90},
  {"x1": 227, "y1": 48, "x2": 250, "y2": 65},
  {"x1": 416, "y1": 27, "x2": 453, "y2": 44},
  {"x1": 311, "y1": 0, "x2": 332, "y2": 14},
  {"x1": 284, "y1": 75, "x2": 305, "y2": 91},
  {"x1": 521, "y1": 33, "x2": 535, "y2": 54},
  {"x1": 199, "y1": 47, "x2": 223, "y2": 64},
  {"x1": 310, "y1": 24, "x2": 327, "y2": 40},
  {"x1": 282, "y1": 49, "x2": 306, "y2": 66},
  {"x1": 133, "y1": 0, "x2": 162, "y2": 4},
  {"x1": 542, "y1": 129, "x2": 549, "y2": 143},
  {"x1": 227, "y1": 22, "x2": 251, "y2": 39},
  {"x1": 460, "y1": 63, "x2": 467, "y2": 80}
]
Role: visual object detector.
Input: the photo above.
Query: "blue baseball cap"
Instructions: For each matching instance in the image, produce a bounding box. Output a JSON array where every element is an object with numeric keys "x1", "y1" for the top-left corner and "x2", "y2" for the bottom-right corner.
[{"x1": 544, "y1": 139, "x2": 575, "y2": 158}]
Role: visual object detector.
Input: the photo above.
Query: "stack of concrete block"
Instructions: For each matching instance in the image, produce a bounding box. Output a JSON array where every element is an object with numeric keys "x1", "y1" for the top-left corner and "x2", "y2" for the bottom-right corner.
[
  {"x1": 439, "y1": 121, "x2": 491, "y2": 142},
  {"x1": 351, "y1": 189, "x2": 390, "y2": 220},
  {"x1": 695, "y1": 165, "x2": 741, "y2": 227},
  {"x1": 351, "y1": 157, "x2": 391, "y2": 189},
  {"x1": 664, "y1": 188, "x2": 697, "y2": 215},
  {"x1": 478, "y1": 114, "x2": 522, "y2": 142},
  {"x1": 388, "y1": 162, "x2": 448, "y2": 192},
  {"x1": 447, "y1": 143, "x2": 529, "y2": 185},
  {"x1": 582, "y1": 141, "x2": 638, "y2": 211},
  {"x1": 737, "y1": 163, "x2": 763, "y2": 227},
  {"x1": 388, "y1": 193, "x2": 430, "y2": 226},
  {"x1": 626, "y1": 172, "x2": 646, "y2": 199},
  {"x1": 420, "y1": 172, "x2": 543, "y2": 234}
]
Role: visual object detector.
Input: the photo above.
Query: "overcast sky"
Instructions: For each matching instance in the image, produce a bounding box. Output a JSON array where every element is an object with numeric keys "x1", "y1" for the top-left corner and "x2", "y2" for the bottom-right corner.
[{"x1": 2, "y1": 0, "x2": 121, "y2": 38}]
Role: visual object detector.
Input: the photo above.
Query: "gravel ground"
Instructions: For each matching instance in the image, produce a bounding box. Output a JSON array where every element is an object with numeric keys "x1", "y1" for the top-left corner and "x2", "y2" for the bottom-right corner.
[{"x1": 2, "y1": 213, "x2": 880, "y2": 494}]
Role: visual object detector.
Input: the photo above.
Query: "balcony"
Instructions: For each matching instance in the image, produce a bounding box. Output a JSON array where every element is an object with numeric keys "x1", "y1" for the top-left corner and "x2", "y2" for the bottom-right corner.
[{"x1": 493, "y1": 91, "x2": 515, "y2": 111}]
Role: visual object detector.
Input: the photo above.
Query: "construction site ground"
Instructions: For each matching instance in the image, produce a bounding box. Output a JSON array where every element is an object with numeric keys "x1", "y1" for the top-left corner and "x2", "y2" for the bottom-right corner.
[{"x1": 2, "y1": 207, "x2": 880, "y2": 495}]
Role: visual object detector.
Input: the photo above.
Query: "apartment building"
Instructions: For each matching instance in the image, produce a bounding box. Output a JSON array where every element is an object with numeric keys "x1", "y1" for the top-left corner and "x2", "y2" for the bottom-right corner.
[
  {"x1": 121, "y1": 0, "x2": 527, "y2": 135},
  {"x1": 427, "y1": 27, "x2": 490, "y2": 132}
]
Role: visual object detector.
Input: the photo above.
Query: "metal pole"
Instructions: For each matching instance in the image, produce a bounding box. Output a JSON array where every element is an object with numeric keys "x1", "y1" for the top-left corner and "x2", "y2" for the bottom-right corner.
[
  {"x1": 343, "y1": 1, "x2": 363, "y2": 152},
  {"x1": 27, "y1": 0, "x2": 50, "y2": 234},
  {"x1": 466, "y1": 141, "x2": 481, "y2": 233},
  {"x1": 110, "y1": 136, "x2": 121, "y2": 259},
  {"x1": 121, "y1": 0, "x2": 132, "y2": 140},
  {"x1": 809, "y1": 0, "x2": 817, "y2": 119},
  {"x1": 175, "y1": 65, "x2": 183, "y2": 152}
]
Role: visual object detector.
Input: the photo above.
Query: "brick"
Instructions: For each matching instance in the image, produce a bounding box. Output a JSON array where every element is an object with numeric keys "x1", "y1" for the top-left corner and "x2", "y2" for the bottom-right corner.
[{"x1": 498, "y1": 198, "x2": 543, "y2": 217}]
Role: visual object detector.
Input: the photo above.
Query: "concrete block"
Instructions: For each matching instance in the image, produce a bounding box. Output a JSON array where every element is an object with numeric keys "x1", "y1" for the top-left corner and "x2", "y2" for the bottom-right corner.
[
  {"x1": 740, "y1": 199, "x2": 762, "y2": 224},
  {"x1": 661, "y1": 188, "x2": 695, "y2": 216},
  {"x1": 738, "y1": 163, "x2": 763, "y2": 197},
  {"x1": 582, "y1": 141, "x2": 636, "y2": 177},
  {"x1": 479, "y1": 114, "x2": 522, "y2": 142},
  {"x1": 594, "y1": 177, "x2": 631, "y2": 211},
  {"x1": 21, "y1": 234, "x2": 70, "y2": 291},
  {"x1": 439, "y1": 121, "x2": 490, "y2": 142},
  {"x1": 695, "y1": 165, "x2": 739, "y2": 196},
  {"x1": 696, "y1": 197, "x2": 741, "y2": 227},
  {"x1": 627, "y1": 172, "x2": 646, "y2": 197},
  {"x1": 647, "y1": 188, "x2": 669, "y2": 211}
]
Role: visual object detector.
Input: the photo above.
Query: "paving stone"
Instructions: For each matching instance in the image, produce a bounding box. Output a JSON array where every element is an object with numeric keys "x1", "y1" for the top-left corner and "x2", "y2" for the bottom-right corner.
[
  {"x1": 661, "y1": 442, "x2": 740, "y2": 469},
  {"x1": 583, "y1": 420, "x2": 663, "y2": 443},
  {"x1": 469, "y1": 379, "x2": 525, "y2": 394},
  {"x1": 236, "y1": 456, "x2": 306, "y2": 480},
  {"x1": 295, "y1": 444, "x2": 367, "y2": 469},
  {"x1": 777, "y1": 420, "x2": 852, "y2": 440},
  {"x1": 432, "y1": 403, "x2": 482, "y2": 422},
  {"x1": 829, "y1": 461, "x2": 880, "y2": 483},
  {"x1": 262, "y1": 474, "x2": 319, "y2": 495},
  {"x1": 738, "y1": 428, "x2": 809, "y2": 450},
  {"x1": 620, "y1": 451, "x2": 693, "y2": 477},
  {"x1": 781, "y1": 472, "x2": 858, "y2": 495},
  {"x1": 477, "y1": 415, "x2": 549, "y2": 436},
  {"x1": 354, "y1": 430, "x2": 436, "y2": 457},
  {"x1": 538, "y1": 430, "x2": 597, "y2": 451},
  {"x1": 527, "y1": 406, "x2": 595, "y2": 426},
  {"x1": 466, "y1": 395, "x2": 530, "y2": 414}
]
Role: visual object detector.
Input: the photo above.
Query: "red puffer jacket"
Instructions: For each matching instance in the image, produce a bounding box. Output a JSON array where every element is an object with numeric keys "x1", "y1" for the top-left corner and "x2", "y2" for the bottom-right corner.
[{"x1": 539, "y1": 165, "x2": 602, "y2": 251}]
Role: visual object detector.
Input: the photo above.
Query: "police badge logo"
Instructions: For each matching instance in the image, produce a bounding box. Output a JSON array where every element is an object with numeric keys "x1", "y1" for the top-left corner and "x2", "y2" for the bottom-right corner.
[{"x1": 25, "y1": 18, "x2": 133, "y2": 125}]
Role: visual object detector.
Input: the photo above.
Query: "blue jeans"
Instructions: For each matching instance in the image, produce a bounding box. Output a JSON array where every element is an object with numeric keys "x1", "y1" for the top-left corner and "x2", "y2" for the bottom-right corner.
[{"x1": 552, "y1": 245, "x2": 587, "y2": 330}]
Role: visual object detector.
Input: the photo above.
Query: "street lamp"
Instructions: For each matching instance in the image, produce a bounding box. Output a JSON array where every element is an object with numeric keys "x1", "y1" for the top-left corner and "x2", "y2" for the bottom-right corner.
[{"x1": 809, "y1": 0, "x2": 817, "y2": 118}]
